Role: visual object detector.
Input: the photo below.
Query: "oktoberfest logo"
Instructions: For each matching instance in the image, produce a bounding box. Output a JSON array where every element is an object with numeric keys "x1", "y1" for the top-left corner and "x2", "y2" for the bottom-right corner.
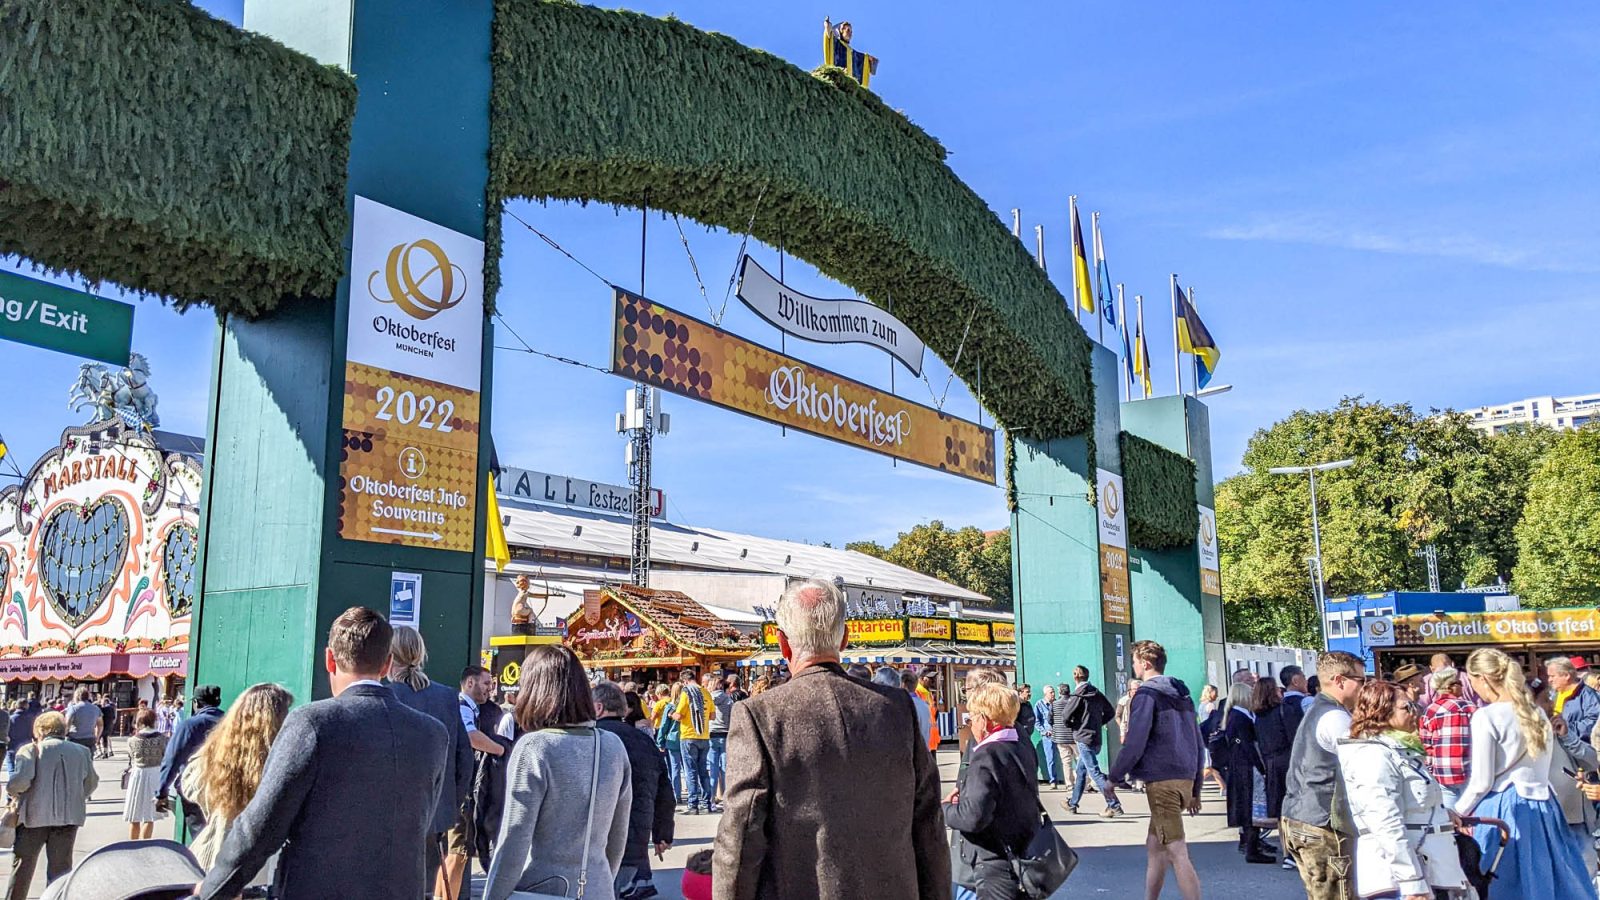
[
  {"x1": 368, "y1": 239, "x2": 466, "y2": 321},
  {"x1": 38, "y1": 498, "x2": 129, "y2": 627},
  {"x1": 1101, "y1": 480, "x2": 1120, "y2": 518},
  {"x1": 1201, "y1": 515, "x2": 1215, "y2": 546}
]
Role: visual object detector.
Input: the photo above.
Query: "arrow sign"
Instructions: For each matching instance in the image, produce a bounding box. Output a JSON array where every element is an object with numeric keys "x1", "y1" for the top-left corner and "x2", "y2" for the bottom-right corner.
[{"x1": 372, "y1": 527, "x2": 443, "y2": 542}]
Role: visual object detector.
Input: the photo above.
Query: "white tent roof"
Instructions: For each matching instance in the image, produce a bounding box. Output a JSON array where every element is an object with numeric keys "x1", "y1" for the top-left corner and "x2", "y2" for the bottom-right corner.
[{"x1": 495, "y1": 498, "x2": 991, "y2": 607}]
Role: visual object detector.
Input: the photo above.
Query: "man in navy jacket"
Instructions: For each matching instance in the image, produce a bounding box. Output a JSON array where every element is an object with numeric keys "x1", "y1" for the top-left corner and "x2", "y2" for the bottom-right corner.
[
  {"x1": 1109, "y1": 640, "x2": 1204, "y2": 900},
  {"x1": 156, "y1": 684, "x2": 225, "y2": 835}
]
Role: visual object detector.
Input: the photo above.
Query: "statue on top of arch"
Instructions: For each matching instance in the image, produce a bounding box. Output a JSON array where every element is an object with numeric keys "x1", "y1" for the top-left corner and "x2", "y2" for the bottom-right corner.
[
  {"x1": 68, "y1": 351, "x2": 161, "y2": 429},
  {"x1": 822, "y1": 18, "x2": 879, "y2": 89}
]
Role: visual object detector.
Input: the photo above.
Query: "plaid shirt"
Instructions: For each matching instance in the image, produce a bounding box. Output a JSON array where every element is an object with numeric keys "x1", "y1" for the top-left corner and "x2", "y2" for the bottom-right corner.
[{"x1": 1419, "y1": 694, "x2": 1476, "y2": 786}]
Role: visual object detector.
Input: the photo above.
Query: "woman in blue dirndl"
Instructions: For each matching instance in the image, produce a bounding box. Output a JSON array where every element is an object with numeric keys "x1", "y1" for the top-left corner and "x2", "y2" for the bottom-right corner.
[{"x1": 1456, "y1": 648, "x2": 1596, "y2": 900}]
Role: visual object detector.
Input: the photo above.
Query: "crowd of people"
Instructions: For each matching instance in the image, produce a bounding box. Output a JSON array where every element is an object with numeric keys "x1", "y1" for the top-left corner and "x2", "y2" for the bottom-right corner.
[
  {"x1": 8, "y1": 584, "x2": 1600, "y2": 900},
  {"x1": 1201, "y1": 649, "x2": 1600, "y2": 900}
]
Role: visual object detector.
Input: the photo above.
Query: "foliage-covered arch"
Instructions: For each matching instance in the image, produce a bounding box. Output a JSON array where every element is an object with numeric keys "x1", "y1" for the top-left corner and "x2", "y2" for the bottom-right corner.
[{"x1": 488, "y1": 0, "x2": 1093, "y2": 439}]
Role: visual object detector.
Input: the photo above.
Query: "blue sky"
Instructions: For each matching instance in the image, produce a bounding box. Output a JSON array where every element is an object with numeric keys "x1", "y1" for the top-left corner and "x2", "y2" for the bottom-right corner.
[{"x1": 3, "y1": 2, "x2": 1596, "y2": 546}]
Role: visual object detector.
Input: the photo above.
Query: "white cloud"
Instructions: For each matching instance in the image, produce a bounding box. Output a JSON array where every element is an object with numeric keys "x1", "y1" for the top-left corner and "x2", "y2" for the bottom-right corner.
[{"x1": 1207, "y1": 214, "x2": 1600, "y2": 274}]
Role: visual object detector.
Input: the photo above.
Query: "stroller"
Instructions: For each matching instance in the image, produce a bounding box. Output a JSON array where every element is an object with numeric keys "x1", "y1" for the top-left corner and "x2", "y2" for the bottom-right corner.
[
  {"x1": 1454, "y1": 816, "x2": 1511, "y2": 900},
  {"x1": 40, "y1": 839, "x2": 204, "y2": 900}
]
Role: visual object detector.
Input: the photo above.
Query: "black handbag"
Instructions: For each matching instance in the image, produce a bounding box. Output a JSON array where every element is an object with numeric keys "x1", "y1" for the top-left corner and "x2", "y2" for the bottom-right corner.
[{"x1": 1006, "y1": 800, "x2": 1078, "y2": 898}]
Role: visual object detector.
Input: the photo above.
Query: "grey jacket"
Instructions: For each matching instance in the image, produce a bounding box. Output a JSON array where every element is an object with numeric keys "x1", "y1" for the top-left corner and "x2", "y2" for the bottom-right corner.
[
  {"x1": 9, "y1": 737, "x2": 97, "y2": 827},
  {"x1": 389, "y1": 678, "x2": 474, "y2": 834},
  {"x1": 484, "y1": 725, "x2": 632, "y2": 900},
  {"x1": 197, "y1": 683, "x2": 449, "y2": 900}
]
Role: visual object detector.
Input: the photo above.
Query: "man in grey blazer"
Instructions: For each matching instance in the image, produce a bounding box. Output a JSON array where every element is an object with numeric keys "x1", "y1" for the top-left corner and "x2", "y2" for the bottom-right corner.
[
  {"x1": 197, "y1": 607, "x2": 449, "y2": 900},
  {"x1": 713, "y1": 579, "x2": 949, "y2": 900}
]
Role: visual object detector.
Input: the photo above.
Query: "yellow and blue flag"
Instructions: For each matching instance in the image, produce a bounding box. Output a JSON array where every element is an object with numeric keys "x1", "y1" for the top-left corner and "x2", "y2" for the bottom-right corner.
[
  {"x1": 1070, "y1": 201, "x2": 1095, "y2": 314},
  {"x1": 485, "y1": 443, "x2": 511, "y2": 572},
  {"x1": 1174, "y1": 286, "x2": 1220, "y2": 389}
]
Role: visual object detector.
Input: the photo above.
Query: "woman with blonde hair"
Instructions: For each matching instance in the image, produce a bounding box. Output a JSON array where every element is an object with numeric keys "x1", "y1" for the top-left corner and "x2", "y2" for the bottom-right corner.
[
  {"x1": 1457, "y1": 648, "x2": 1595, "y2": 898},
  {"x1": 1221, "y1": 681, "x2": 1272, "y2": 864},
  {"x1": 181, "y1": 683, "x2": 294, "y2": 884}
]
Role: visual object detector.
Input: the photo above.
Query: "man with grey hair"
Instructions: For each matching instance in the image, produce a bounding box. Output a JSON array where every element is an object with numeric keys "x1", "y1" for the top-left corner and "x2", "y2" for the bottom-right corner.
[
  {"x1": 595, "y1": 680, "x2": 675, "y2": 900},
  {"x1": 713, "y1": 578, "x2": 948, "y2": 900},
  {"x1": 1548, "y1": 656, "x2": 1600, "y2": 745}
]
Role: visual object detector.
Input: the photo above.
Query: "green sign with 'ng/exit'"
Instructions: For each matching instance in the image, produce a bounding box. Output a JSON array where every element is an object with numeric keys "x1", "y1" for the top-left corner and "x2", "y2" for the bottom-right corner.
[{"x1": 0, "y1": 271, "x2": 134, "y2": 366}]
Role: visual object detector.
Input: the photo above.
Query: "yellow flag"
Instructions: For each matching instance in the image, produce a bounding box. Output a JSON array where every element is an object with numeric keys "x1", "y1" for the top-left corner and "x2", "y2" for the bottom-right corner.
[
  {"x1": 486, "y1": 473, "x2": 511, "y2": 572},
  {"x1": 1070, "y1": 200, "x2": 1095, "y2": 314}
]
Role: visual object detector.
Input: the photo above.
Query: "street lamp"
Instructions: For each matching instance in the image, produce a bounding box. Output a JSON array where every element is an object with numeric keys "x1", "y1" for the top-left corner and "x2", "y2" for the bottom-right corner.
[{"x1": 1268, "y1": 458, "x2": 1355, "y2": 647}]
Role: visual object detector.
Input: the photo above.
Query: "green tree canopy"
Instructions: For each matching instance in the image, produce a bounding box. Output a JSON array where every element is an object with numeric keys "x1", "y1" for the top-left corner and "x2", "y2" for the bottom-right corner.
[
  {"x1": 848, "y1": 521, "x2": 1012, "y2": 609},
  {"x1": 1217, "y1": 397, "x2": 1555, "y2": 647},
  {"x1": 1513, "y1": 426, "x2": 1600, "y2": 607}
]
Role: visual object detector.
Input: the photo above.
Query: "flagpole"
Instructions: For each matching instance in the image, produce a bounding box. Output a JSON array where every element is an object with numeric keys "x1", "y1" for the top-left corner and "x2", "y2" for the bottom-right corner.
[
  {"x1": 1116, "y1": 284, "x2": 1129, "y2": 402},
  {"x1": 1170, "y1": 274, "x2": 1182, "y2": 397},
  {"x1": 1011, "y1": 208, "x2": 1021, "y2": 238},
  {"x1": 1069, "y1": 195, "x2": 1081, "y2": 325},
  {"x1": 1033, "y1": 224, "x2": 1047, "y2": 272},
  {"x1": 1092, "y1": 211, "x2": 1105, "y2": 345}
]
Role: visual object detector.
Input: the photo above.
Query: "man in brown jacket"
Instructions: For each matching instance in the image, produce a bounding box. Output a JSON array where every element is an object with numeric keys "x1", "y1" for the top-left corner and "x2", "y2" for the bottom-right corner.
[{"x1": 713, "y1": 578, "x2": 950, "y2": 900}]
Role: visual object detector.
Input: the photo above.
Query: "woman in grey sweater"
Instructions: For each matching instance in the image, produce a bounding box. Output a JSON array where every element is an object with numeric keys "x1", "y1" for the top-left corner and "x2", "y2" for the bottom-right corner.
[{"x1": 485, "y1": 646, "x2": 633, "y2": 900}]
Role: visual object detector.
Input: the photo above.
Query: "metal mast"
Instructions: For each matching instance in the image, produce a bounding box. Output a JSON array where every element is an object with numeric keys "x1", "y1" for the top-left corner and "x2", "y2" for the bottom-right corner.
[{"x1": 625, "y1": 386, "x2": 655, "y2": 586}]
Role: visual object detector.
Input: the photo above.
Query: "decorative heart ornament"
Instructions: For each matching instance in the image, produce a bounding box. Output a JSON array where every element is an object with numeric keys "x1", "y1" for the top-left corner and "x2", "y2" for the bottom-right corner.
[
  {"x1": 38, "y1": 498, "x2": 129, "y2": 628},
  {"x1": 162, "y1": 525, "x2": 198, "y2": 617}
]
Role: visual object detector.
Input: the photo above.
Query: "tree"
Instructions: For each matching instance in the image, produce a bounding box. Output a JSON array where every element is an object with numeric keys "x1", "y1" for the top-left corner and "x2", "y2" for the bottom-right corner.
[
  {"x1": 1513, "y1": 426, "x2": 1600, "y2": 607},
  {"x1": 1216, "y1": 397, "x2": 1553, "y2": 648},
  {"x1": 846, "y1": 521, "x2": 1013, "y2": 608}
]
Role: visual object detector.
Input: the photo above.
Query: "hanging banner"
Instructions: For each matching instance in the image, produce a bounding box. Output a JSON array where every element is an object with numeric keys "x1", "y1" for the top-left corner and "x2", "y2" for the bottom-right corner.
[
  {"x1": 337, "y1": 197, "x2": 484, "y2": 552},
  {"x1": 610, "y1": 289, "x2": 995, "y2": 484},
  {"x1": 1197, "y1": 505, "x2": 1221, "y2": 596},
  {"x1": 1097, "y1": 469, "x2": 1131, "y2": 624},
  {"x1": 736, "y1": 256, "x2": 927, "y2": 375},
  {"x1": 1384, "y1": 609, "x2": 1600, "y2": 647}
]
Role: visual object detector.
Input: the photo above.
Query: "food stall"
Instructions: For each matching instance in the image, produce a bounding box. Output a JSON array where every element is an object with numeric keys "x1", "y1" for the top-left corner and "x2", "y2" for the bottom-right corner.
[
  {"x1": 559, "y1": 584, "x2": 761, "y2": 685},
  {"x1": 737, "y1": 615, "x2": 1016, "y2": 741},
  {"x1": 1362, "y1": 607, "x2": 1600, "y2": 677}
]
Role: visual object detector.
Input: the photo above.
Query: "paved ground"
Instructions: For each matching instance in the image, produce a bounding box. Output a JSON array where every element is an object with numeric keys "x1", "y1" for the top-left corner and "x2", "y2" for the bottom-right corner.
[{"x1": 7, "y1": 741, "x2": 1307, "y2": 899}]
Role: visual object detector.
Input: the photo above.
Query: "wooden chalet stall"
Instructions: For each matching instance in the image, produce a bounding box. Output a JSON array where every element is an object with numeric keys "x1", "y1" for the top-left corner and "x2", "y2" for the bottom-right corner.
[{"x1": 561, "y1": 584, "x2": 761, "y2": 684}]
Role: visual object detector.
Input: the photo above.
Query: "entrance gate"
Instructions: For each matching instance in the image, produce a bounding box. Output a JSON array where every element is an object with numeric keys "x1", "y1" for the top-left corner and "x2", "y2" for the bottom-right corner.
[{"x1": 2, "y1": 0, "x2": 1221, "y2": 704}]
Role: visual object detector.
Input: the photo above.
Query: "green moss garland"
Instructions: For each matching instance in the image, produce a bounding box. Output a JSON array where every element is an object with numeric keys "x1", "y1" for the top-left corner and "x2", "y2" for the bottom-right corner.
[
  {"x1": 489, "y1": 0, "x2": 1094, "y2": 438},
  {"x1": 0, "y1": 0, "x2": 355, "y2": 315},
  {"x1": 1120, "y1": 432, "x2": 1199, "y2": 550}
]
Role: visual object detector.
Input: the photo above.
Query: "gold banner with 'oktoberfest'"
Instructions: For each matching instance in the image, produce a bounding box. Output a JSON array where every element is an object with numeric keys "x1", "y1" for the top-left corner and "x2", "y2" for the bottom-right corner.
[{"x1": 610, "y1": 289, "x2": 996, "y2": 484}]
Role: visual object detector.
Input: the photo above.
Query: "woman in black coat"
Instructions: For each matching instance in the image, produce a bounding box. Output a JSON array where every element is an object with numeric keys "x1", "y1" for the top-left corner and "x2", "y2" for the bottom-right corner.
[
  {"x1": 944, "y1": 683, "x2": 1039, "y2": 900},
  {"x1": 1222, "y1": 681, "x2": 1272, "y2": 865}
]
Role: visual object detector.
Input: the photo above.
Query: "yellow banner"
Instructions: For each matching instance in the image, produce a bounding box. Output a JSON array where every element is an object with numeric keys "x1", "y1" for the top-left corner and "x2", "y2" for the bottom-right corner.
[
  {"x1": 611, "y1": 289, "x2": 996, "y2": 484},
  {"x1": 1100, "y1": 546, "x2": 1131, "y2": 624},
  {"x1": 761, "y1": 622, "x2": 779, "y2": 646},
  {"x1": 991, "y1": 622, "x2": 1015, "y2": 643},
  {"x1": 337, "y1": 362, "x2": 480, "y2": 552},
  {"x1": 908, "y1": 617, "x2": 952, "y2": 640},
  {"x1": 1389, "y1": 609, "x2": 1600, "y2": 646},
  {"x1": 954, "y1": 621, "x2": 991, "y2": 643},
  {"x1": 848, "y1": 618, "x2": 907, "y2": 646}
]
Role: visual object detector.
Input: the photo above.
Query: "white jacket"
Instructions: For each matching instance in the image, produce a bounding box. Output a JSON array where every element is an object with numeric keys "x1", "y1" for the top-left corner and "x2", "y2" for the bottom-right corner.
[{"x1": 1337, "y1": 735, "x2": 1468, "y2": 897}]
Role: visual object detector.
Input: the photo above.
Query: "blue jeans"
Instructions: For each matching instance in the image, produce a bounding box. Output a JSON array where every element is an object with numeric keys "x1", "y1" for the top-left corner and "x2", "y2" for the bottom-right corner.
[
  {"x1": 708, "y1": 733, "x2": 728, "y2": 800},
  {"x1": 662, "y1": 744, "x2": 684, "y2": 802},
  {"x1": 682, "y1": 738, "x2": 712, "y2": 808},
  {"x1": 1037, "y1": 737, "x2": 1058, "y2": 784},
  {"x1": 1070, "y1": 741, "x2": 1118, "y2": 809}
]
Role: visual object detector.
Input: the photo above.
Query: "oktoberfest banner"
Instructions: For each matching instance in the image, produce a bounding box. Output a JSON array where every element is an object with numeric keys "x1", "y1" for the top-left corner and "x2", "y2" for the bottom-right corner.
[{"x1": 610, "y1": 289, "x2": 996, "y2": 484}]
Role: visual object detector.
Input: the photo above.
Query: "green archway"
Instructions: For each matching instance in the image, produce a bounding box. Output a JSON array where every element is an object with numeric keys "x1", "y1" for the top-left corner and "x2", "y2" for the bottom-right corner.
[{"x1": 2, "y1": 0, "x2": 1210, "y2": 702}]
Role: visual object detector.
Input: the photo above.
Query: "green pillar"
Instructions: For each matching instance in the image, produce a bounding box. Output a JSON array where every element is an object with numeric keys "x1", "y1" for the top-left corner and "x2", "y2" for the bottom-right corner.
[
  {"x1": 193, "y1": 0, "x2": 495, "y2": 704},
  {"x1": 1120, "y1": 395, "x2": 1225, "y2": 693},
  {"x1": 1013, "y1": 345, "x2": 1126, "y2": 724}
]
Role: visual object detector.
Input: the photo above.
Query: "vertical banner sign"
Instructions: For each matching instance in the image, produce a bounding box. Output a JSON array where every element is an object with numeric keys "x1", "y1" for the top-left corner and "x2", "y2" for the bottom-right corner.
[
  {"x1": 1097, "y1": 469, "x2": 1131, "y2": 624},
  {"x1": 338, "y1": 197, "x2": 484, "y2": 551},
  {"x1": 1198, "y1": 505, "x2": 1221, "y2": 596}
]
